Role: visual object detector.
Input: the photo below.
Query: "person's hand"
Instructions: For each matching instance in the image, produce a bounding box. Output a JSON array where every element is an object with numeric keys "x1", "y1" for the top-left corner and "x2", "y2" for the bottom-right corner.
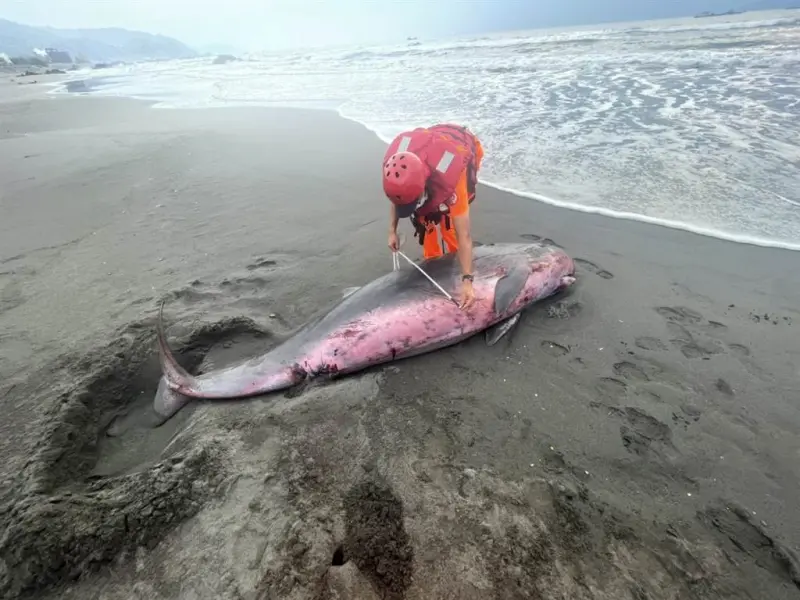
[
  {"x1": 458, "y1": 279, "x2": 476, "y2": 310},
  {"x1": 388, "y1": 231, "x2": 399, "y2": 252}
]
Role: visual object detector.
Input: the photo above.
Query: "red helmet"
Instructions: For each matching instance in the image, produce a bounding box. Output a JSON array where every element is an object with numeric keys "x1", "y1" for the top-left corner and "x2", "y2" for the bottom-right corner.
[{"x1": 383, "y1": 151, "x2": 427, "y2": 216}]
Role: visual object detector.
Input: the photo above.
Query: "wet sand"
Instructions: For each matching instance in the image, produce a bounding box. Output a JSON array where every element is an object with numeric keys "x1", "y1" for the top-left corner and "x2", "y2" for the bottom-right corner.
[{"x1": 1, "y1": 80, "x2": 799, "y2": 599}]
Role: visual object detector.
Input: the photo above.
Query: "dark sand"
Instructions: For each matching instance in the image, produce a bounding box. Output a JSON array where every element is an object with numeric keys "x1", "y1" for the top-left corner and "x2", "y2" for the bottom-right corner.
[{"x1": 1, "y1": 78, "x2": 799, "y2": 600}]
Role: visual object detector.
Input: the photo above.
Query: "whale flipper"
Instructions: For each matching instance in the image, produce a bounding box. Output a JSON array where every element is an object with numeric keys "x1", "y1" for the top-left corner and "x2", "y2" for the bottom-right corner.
[{"x1": 485, "y1": 313, "x2": 521, "y2": 347}]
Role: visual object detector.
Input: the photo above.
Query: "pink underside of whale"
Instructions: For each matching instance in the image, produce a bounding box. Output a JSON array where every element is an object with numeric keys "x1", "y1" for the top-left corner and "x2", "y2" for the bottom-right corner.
[{"x1": 154, "y1": 242, "x2": 576, "y2": 421}]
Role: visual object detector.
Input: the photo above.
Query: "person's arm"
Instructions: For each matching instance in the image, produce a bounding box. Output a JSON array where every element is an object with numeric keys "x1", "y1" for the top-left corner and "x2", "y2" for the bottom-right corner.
[
  {"x1": 452, "y1": 212, "x2": 473, "y2": 277},
  {"x1": 389, "y1": 203, "x2": 399, "y2": 234}
]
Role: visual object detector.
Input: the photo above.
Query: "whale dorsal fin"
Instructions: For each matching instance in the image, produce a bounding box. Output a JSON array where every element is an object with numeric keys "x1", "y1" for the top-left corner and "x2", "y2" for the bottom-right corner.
[{"x1": 493, "y1": 265, "x2": 528, "y2": 315}]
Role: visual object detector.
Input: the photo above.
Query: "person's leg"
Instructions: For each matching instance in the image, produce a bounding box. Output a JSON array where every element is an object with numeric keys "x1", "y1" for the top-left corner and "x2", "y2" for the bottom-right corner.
[
  {"x1": 440, "y1": 169, "x2": 470, "y2": 255},
  {"x1": 474, "y1": 136, "x2": 484, "y2": 170},
  {"x1": 422, "y1": 221, "x2": 444, "y2": 259},
  {"x1": 467, "y1": 137, "x2": 484, "y2": 202},
  {"x1": 440, "y1": 215, "x2": 459, "y2": 254}
]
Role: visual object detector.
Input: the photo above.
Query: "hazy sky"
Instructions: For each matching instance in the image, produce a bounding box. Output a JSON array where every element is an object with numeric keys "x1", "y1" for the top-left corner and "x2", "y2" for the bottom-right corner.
[{"x1": 4, "y1": 0, "x2": 746, "y2": 51}]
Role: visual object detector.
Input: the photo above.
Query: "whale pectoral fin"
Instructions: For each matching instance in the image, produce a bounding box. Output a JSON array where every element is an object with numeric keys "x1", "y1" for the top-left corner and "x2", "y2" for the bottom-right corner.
[
  {"x1": 342, "y1": 286, "x2": 361, "y2": 299},
  {"x1": 493, "y1": 265, "x2": 528, "y2": 315},
  {"x1": 485, "y1": 313, "x2": 521, "y2": 347}
]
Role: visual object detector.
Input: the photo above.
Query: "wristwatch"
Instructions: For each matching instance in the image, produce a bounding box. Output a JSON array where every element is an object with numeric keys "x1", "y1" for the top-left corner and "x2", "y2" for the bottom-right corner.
[{"x1": 461, "y1": 274, "x2": 474, "y2": 282}]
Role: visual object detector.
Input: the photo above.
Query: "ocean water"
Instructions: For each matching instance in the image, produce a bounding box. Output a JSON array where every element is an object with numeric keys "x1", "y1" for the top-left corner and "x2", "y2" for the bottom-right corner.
[{"x1": 56, "y1": 10, "x2": 800, "y2": 250}]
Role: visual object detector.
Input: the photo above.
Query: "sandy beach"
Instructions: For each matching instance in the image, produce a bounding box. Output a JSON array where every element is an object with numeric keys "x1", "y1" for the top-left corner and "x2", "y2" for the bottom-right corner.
[{"x1": 1, "y1": 77, "x2": 799, "y2": 599}]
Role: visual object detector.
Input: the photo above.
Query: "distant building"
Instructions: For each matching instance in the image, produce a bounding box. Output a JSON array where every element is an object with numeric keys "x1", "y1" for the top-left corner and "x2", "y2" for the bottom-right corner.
[{"x1": 45, "y1": 48, "x2": 73, "y2": 63}]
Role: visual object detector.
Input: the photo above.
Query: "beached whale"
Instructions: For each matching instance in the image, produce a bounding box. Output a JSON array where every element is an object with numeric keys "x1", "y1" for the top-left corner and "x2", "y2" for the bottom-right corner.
[{"x1": 153, "y1": 241, "x2": 577, "y2": 422}]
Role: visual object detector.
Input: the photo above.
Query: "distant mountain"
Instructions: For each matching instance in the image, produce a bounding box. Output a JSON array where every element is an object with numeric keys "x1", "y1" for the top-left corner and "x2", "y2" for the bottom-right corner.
[{"x1": 0, "y1": 18, "x2": 197, "y2": 63}]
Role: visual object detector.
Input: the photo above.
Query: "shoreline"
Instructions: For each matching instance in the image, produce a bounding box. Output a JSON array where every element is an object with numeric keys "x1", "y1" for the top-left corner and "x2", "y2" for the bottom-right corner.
[
  {"x1": 2, "y1": 83, "x2": 800, "y2": 599},
  {"x1": 46, "y1": 77, "x2": 800, "y2": 254}
]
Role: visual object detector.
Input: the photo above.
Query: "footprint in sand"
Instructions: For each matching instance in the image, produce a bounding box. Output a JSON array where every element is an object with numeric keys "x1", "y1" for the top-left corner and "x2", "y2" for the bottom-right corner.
[
  {"x1": 699, "y1": 502, "x2": 800, "y2": 588},
  {"x1": 728, "y1": 343, "x2": 750, "y2": 357},
  {"x1": 171, "y1": 281, "x2": 218, "y2": 305},
  {"x1": 669, "y1": 328, "x2": 724, "y2": 359},
  {"x1": 612, "y1": 361, "x2": 650, "y2": 382},
  {"x1": 658, "y1": 306, "x2": 732, "y2": 335},
  {"x1": 593, "y1": 404, "x2": 674, "y2": 456},
  {"x1": 657, "y1": 306, "x2": 734, "y2": 337},
  {"x1": 655, "y1": 306, "x2": 704, "y2": 325},
  {"x1": 653, "y1": 309, "x2": 756, "y2": 367},
  {"x1": 519, "y1": 234, "x2": 563, "y2": 248},
  {"x1": 672, "y1": 404, "x2": 703, "y2": 429},
  {"x1": 220, "y1": 275, "x2": 271, "y2": 295},
  {"x1": 595, "y1": 377, "x2": 628, "y2": 402},
  {"x1": 658, "y1": 310, "x2": 727, "y2": 359},
  {"x1": 540, "y1": 340, "x2": 570, "y2": 357},
  {"x1": 246, "y1": 258, "x2": 277, "y2": 271},
  {"x1": 618, "y1": 407, "x2": 674, "y2": 457},
  {"x1": 573, "y1": 258, "x2": 614, "y2": 280},
  {"x1": 681, "y1": 344, "x2": 722, "y2": 360},
  {"x1": 170, "y1": 267, "x2": 280, "y2": 316},
  {"x1": 634, "y1": 336, "x2": 668, "y2": 351}
]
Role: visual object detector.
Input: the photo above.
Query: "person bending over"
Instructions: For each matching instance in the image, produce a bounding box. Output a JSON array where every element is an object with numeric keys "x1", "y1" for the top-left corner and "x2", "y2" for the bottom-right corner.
[{"x1": 382, "y1": 123, "x2": 484, "y2": 310}]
